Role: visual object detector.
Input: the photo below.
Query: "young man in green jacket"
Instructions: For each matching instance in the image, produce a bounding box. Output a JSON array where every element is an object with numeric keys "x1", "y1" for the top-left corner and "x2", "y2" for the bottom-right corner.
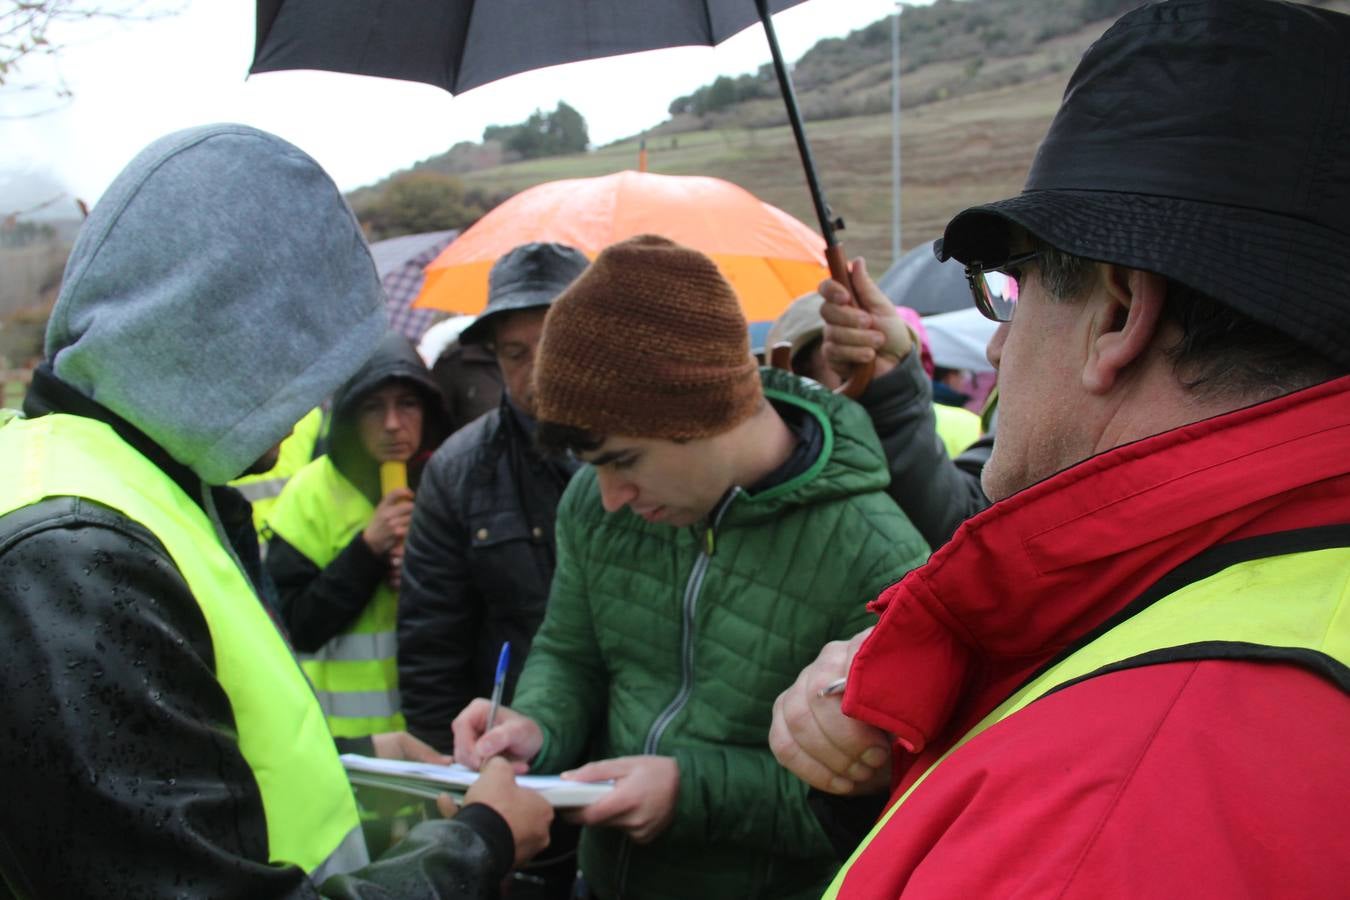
[{"x1": 453, "y1": 235, "x2": 929, "y2": 900}]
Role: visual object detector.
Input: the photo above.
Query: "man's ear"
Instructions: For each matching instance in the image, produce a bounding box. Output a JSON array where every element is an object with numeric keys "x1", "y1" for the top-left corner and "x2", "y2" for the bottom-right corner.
[{"x1": 1082, "y1": 265, "x2": 1167, "y2": 394}]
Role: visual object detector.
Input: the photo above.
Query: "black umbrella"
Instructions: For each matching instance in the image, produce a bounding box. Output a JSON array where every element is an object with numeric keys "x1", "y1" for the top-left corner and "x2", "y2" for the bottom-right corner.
[
  {"x1": 251, "y1": 0, "x2": 871, "y2": 394},
  {"x1": 878, "y1": 242, "x2": 973, "y2": 317}
]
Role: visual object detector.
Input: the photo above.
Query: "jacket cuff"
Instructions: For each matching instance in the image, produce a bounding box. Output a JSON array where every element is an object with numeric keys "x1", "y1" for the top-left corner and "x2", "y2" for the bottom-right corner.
[
  {"x1": 332, "y1": 531, "x2": 390, "y2": 588},
  {"x1": 333, "y1": 735, "x2": 374, "y2": 756},
  {"x1": 858, "y1": 347, "x2": 930, "y2": 413},
  {"x1": 456, "y1": 802, "x2": 515, "y2": 875}
]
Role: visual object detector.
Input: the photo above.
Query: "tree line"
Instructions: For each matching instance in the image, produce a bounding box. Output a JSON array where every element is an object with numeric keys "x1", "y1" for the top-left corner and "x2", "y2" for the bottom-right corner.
[{"x1": 352, "y1": 102, "x2": 588, "y2": 241}]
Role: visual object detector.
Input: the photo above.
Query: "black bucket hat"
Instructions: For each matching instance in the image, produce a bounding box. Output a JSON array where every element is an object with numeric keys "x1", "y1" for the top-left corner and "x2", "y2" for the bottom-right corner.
[
  {"x1": 459, "y1": 242, "x2": 589, "y2": 346},
  {"x1": 935, "y1": 0, "x2": 1350, "y2": 368}
]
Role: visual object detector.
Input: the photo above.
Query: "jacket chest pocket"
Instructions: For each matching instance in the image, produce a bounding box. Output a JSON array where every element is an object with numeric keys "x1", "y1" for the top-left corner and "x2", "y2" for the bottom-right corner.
[
  {"x1": 468, "y1": 510, "x2": 549, "y2": 548},
  {"x1": 467, "y1": 510, "x2": 553, "y2": 620}
]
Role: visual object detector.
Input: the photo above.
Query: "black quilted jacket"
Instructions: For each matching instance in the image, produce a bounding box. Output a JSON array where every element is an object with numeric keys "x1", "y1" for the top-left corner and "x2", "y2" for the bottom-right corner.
[{"x1": 398, "y1": 399, "x2": 577, "y2": 752}]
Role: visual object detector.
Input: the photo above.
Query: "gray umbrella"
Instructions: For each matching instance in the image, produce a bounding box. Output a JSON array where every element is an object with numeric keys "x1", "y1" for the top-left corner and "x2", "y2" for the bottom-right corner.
[{"x1": 878, "y1": 242, "x2": 973, "y2": 317}]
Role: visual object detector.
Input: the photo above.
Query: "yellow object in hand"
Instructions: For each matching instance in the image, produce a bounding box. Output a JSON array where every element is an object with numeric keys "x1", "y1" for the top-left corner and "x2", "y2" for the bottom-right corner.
[{"x1": 379, "y1": 461, "x2": 407, "y2": 496}]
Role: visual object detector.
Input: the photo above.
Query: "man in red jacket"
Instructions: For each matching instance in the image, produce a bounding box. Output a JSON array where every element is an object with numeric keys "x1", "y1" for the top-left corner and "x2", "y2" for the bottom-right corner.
[{"x1": 771, "y1": 1, "x2": 1350, "y2": 895}]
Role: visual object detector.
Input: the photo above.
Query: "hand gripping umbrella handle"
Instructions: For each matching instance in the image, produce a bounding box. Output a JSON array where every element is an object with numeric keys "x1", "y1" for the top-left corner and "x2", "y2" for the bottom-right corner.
[{"x1": 825, "y1": 245, "x2": 876, "y2": 399}]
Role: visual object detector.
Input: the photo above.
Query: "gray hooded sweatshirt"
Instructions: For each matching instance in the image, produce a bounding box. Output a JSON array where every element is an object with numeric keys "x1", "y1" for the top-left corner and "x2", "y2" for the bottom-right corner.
[
  {"x1": 0, "y1": 126, "x2": 518, "y2": 897},
  {"x1": 45, "y1": 123, "x2": 388, "y2": 484}
]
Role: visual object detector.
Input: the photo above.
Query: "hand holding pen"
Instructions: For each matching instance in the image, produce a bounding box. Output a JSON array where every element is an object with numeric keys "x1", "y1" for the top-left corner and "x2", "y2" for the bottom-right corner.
[{"x1": 450, "y1": 642, "x2": 545, "y2": 772}]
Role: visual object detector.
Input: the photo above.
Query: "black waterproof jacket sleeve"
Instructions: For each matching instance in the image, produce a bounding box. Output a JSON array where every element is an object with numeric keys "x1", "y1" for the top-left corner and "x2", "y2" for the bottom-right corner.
[
  {"x1": 399, "y1": 406, "x2": 572, "y2": 752},
  {"x1": 0, "y1": 498, "x2": 512, "y2": 899},
  {"x1": 806, "y1": 789, "x2": 889, "y2": 860},
  {"x1": 862, "y1": 350, "x2": 992, "y2": 549},
  {"x1": 269, "y1": 531, "x2": 388, "y2": 652}
]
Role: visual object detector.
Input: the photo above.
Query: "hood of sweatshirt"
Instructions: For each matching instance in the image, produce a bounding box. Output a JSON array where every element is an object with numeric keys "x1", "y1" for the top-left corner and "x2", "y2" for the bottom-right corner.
[
  {"x1": 44, "y1": 123, "x2": 388, "y2": 484},
  {"x1": 327, "y1": 331, "x2": 450, "y2": 499}
]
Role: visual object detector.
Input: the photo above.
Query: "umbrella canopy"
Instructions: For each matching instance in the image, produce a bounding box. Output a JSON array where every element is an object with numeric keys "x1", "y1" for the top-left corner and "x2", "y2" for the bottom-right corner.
[
  {"x1": 877, "y1": 242, "x2": 973, "y2": 317},
  {"x1": 370, "y1": 229, "x2": 459, "y2": 341},
  {"x1": 412, "y1": 170, "x2": 829, "y2": 323},
  {"x1": 253, "y1": 0, "x2": 808, "y2": 96},
  {"x1": 922, "y1": 308, "x2": 998, "y2": 373}
]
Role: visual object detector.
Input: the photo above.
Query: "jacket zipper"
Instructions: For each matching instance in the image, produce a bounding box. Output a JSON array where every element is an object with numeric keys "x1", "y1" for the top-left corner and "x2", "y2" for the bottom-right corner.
[{"x1": 613, "y1": 489, "x2": 740, "y2": 897}]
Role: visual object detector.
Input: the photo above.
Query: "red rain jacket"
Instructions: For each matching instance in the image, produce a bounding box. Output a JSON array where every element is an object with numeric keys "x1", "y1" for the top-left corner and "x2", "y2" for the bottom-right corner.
[{"x1": 836, "y1": 376, "x2": 1350, "y2": 897}]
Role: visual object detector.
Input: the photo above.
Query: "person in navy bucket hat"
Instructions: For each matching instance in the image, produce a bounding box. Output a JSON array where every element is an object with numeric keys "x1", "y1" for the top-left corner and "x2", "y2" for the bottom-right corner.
[
  {"x1": 458, "y1": 242, "x2": 590, "y2": 347},
  {"x1": 771, "y1": 3, "x2": 1350, "y2": 896}
]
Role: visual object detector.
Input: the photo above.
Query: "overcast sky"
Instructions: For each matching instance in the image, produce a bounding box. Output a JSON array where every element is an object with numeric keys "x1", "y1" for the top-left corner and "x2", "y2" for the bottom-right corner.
[{"x1": 3, "y1": 0, "x2": 905, "y2": 217}]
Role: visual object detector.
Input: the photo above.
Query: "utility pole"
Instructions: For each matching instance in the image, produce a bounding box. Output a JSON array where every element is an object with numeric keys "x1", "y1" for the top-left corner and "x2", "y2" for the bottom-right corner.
[{"x1": 891, "y1": 0, "x2": 903, "y2": 261}]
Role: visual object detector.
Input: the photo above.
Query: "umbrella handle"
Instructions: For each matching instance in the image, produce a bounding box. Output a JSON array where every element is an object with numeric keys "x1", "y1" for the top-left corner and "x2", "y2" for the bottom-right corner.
[
  {"x1": 825, "y1": 244, "x2": 876, "y2": 399},
  {"x1": 768, "y1": 342, "x2": 794, "y2": 372},
  {"x1": 754, "y1": 0, "x2": 871, "y2": 398}
]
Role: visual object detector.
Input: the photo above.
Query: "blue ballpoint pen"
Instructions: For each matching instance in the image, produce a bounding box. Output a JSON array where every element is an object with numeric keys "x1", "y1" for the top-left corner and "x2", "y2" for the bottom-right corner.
[{"x1": 485, "y1": 641, "x2": 511, "y2": 732}]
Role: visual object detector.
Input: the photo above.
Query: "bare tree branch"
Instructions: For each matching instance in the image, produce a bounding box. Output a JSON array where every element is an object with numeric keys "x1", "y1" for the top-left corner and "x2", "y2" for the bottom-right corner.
[
  {"x1": 4, "y1": 193, "x2": 67, "y2": 219},
  {"x1": 0, "y1": 1, "x2": 182, "y2": 90}
]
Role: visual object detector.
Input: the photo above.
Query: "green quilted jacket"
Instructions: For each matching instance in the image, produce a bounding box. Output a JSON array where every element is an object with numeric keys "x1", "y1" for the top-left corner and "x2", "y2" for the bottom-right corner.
[{"x1": 513, "y1": 368, "x2": 930, "y2": 900}]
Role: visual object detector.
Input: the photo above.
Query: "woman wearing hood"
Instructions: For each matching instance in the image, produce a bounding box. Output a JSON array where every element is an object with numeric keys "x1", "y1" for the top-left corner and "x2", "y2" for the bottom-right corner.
[{"x1": 267, "y1": 332, "x2": 450, "y2": 738}]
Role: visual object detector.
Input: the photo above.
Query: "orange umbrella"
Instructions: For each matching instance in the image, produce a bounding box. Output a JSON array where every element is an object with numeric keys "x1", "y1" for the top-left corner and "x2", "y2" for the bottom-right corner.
[{"x1": 411, "y1": 170, "x2": 828, "y2": 323}]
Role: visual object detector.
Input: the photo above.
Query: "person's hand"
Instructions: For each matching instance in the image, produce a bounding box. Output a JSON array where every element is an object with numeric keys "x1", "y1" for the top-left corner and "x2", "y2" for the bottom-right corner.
[
  {"x1": 452, "y1": 698, "x2": 543, "y2": 773},
  {"x1": 453, "y1": 756, "x2": 555, "y2": 866},
  {"x1": 769, "y1": 628, "x2": 892, "y2": 796},
  {"x1": 371, "y1": 730, "x2": 452, "y2": 764},
  {"x1": 820, "y1": 258, "x2": 914, "y2": 381},
  {"x1": 561, "y1": 755, "x2": 679, "y2": 844},
  {"x1": 362, "y1": 487, "x2": 414, "y2": 556}
]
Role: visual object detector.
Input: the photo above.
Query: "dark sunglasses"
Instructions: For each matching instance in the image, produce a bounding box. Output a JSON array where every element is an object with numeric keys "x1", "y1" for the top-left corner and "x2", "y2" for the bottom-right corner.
[{"x1": 963, "y1": 250, "x2": 1041, "y2": 322}]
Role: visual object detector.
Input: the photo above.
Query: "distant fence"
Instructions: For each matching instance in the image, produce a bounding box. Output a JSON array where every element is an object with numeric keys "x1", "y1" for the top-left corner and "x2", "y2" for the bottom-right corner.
[
  {"x1": 2, "y1": 368, "x2": 32, "y2": 411},
  {"x1": 0, "y1": 243, "x2": 67, "y2": 321}
]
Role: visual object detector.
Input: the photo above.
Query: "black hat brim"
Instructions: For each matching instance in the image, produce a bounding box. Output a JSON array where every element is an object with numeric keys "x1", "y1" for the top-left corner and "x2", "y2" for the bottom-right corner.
[
  {"x1": 458, "y1": 287, "x2": 562, "y2": 346},
  {"x1": 936, "y1": 188, "x2": 1350, "y2": 369}
]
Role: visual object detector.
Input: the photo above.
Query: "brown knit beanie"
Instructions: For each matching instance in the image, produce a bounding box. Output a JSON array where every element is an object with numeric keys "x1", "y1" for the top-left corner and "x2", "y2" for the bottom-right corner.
[{"x1": 533, "y1": 234, "x2": 762, "y2": 441}]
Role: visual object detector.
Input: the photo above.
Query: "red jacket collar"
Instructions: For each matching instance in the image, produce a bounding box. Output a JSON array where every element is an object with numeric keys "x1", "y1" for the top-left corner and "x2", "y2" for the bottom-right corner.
[{"x1": 845, "y1": 376, "x2": 1350, "y2": 762}]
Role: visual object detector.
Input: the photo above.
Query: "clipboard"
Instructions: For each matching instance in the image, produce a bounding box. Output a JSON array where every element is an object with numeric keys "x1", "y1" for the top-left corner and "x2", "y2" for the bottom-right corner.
[{"x1": 340, "y1": 754, "x2": 613, "y2": 808}]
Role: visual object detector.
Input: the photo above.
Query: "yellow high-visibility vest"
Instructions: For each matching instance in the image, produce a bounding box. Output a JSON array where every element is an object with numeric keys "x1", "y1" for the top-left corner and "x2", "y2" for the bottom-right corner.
[
  {"x1": 0, "y1": 413, "x2": 366, "y2": 882},
  {"x1": 231, "y1": 405, "x2": 327, "y2": 534},
  {"x1": 931, "y1": 402, "x2": 982, "y2": 458},
  {"x1": 266, "y1": 455, "x2": 403, "y2": 738}
]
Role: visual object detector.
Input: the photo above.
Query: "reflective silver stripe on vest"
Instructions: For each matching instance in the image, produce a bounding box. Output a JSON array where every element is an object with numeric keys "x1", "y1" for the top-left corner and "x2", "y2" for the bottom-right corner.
[
  {"x1": 301, "y1": 630, "x2": 398, "y2": 663},
  {"x1": 312, "y1": 688, "x2": 401, "y2": 719},
  {"x1": 232, "y1": 476, "x2": 290, "y2": 503},
  {"x1": 309, "y1": 822, "x2": 370, "y2": 883}
]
